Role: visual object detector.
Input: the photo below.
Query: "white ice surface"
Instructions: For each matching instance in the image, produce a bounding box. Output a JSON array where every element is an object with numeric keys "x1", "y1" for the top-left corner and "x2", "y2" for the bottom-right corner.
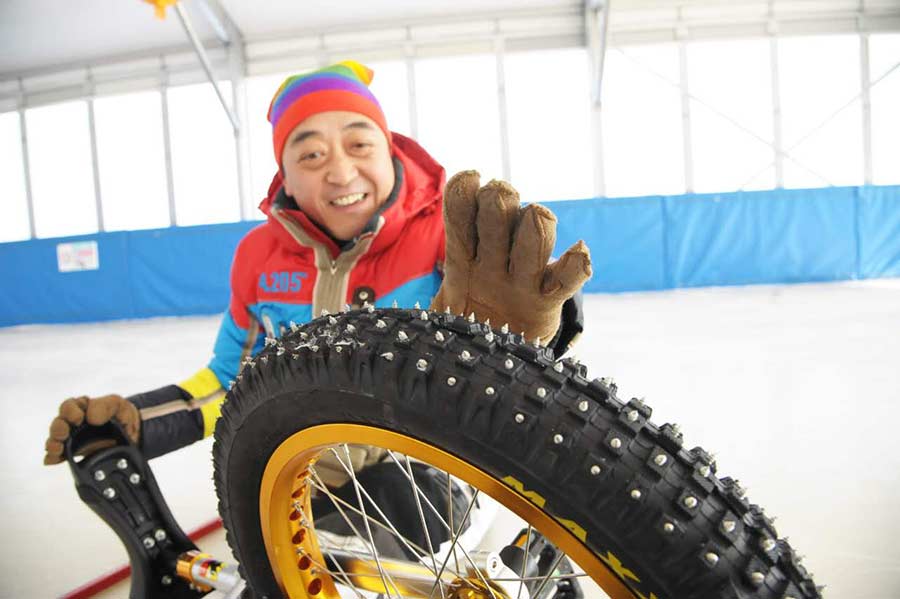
[{"x1": 2, "y1": 280, "x2": 899, "y2": 598}]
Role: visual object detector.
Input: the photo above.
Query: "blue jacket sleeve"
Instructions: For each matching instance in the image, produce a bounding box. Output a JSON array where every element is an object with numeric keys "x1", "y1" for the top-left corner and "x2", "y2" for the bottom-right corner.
[{"x1": 208, "y1": 309, "x2": 265, "y2": 388}]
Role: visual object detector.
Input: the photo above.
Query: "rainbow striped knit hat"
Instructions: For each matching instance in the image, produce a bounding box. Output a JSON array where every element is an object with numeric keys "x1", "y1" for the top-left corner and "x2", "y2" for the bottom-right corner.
[{"x1": 267, "y1": 60, "x2": 390, "y2": 166}]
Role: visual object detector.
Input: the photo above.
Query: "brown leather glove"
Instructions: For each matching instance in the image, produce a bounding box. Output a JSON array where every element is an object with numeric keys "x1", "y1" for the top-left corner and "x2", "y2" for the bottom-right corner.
[
  {"x1": 431, "y1": 171, "x2": 592, "y2": 343},
  {"x1": 43, "y1": 395, "x2": 141, "y2": 465}
]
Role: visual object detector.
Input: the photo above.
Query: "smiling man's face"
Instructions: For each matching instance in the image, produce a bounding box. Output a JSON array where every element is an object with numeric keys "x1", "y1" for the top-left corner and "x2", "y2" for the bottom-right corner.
[{"x1": 280, "y1": 110, "x2": 395, "y2": 241}]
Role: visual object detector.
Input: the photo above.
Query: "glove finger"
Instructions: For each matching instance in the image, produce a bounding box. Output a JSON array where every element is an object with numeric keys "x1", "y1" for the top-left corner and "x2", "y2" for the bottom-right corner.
[
  {"x1": 115, "y1": 401, "x2": 140, "y2": 444},
  {"x1": 85, "y1": 395, "x2": 122, "y2": 426},
  {"x1": 49, "y1": 416, "x2": 71, "y2": 441},
  {"x1": 59, "y1": 397, "x2": 88, "y2": 426},
  {"x1": 443, "y1": 170, "x2": 481, "y2": 262},
  {"x1": 44, "y1": 443, "x2": 65, "y2": 465},
  {"x1": 474, "y1": 180, "x2": 520, "y2": 273},
  {"x1": 541, "y1": 240, "x2": 592, "y2": 297},
  {"x1": 510, "y1": 203, "x2": 557, "y2": 280}
]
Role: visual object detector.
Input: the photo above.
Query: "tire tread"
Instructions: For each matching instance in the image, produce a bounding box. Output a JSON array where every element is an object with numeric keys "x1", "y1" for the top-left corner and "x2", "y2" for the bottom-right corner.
[{"x1": 214, "y1": 308, "x2": 822, "y2": 599}]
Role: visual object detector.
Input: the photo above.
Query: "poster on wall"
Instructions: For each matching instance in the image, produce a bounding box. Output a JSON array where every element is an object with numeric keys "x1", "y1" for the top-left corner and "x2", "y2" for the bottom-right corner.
[{"x1": 57, "y1": 241, "x2": 100, "y2": 272}]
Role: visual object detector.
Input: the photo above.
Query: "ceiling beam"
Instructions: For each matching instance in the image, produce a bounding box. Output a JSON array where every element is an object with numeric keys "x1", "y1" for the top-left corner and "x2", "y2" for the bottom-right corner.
[
  {"x1": 173, "y1": 1, "x2": 240, "y2": 132},
  {"x1": 193, "y1": 0, "x2": 244, "y2": 46}
]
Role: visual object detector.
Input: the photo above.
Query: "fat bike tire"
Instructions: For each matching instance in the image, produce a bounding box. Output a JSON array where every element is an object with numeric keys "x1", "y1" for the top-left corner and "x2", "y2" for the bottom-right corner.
[{"x1": 212, "y1": 307, "x2": 822, "y2": 599}]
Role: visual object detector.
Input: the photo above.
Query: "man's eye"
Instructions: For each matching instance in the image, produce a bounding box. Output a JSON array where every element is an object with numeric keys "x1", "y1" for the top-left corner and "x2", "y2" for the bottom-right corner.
[{"x1": 300, "y1": 151, "x2": 322, "y2": 162}]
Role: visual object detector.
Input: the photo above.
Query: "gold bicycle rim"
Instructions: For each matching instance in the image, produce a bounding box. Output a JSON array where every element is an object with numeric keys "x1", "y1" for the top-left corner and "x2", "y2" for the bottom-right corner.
[{"x1": 259, "y1": 423, "x2": 638, "y2": 599}]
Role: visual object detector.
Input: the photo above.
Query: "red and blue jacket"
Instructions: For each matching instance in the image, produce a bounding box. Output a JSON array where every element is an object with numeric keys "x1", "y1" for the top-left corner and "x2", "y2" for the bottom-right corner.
[
  {"x1": 210, "y1": 132, "x2": 447, "y2": 387},
  {"x1": 130, "y1": 133, "x2": 447, "y2": 458}
]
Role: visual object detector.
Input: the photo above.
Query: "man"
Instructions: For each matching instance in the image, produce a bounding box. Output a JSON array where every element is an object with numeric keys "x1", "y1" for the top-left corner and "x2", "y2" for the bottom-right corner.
[{"x1": 43, "y1": 60, "x2": 591, "y2": 471}]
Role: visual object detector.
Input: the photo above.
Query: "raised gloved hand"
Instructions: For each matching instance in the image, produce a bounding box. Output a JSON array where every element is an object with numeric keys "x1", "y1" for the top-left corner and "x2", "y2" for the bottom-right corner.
[
  {"x1": 431, "y1": 171, "x2": 592, "y2": 344},
  {"x1": 43, "y1": 395, "x2": 141, "y2": 465}
]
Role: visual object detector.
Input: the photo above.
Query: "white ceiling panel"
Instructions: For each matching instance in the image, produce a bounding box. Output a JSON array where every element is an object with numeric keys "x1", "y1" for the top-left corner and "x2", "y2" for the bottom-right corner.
[
  {"x1": 0, "y1": 0, "x2": 579, "y2": 77},
  {"x1": 0, "y1": 0, "x2": 221, "y2": 75},
  {"x1": 2, "y1": 0, "x2": 898, "y2": 79},
  {"x1": 219, "y1": 0, "x2": 578, "y2": 39}
]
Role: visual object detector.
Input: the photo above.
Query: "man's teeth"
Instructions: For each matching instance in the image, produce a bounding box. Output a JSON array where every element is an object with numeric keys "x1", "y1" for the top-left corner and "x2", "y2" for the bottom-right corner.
[{"x1": 331, "y1": 193, "x2": 366, "y2": 207}]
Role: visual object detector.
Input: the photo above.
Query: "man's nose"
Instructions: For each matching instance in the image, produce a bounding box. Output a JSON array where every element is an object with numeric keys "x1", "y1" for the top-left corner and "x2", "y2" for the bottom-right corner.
[{"x1": 326, "y1": 151, "x2": 358, "y2": 186}]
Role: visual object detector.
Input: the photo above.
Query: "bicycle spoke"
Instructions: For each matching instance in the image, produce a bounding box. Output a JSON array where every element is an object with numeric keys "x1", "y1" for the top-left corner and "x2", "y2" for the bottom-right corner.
[
  {"x1": 308, "y1": 462, "x2": 401, "y2": 599},
  {"x1": 428, "y1": 487, "x2": 480, "y2": 599},
  {"x1": 307, "y1": 475, "x2": 432, "y2": 559},
  {"x1": 342, "y1": 444, "x2": 397, "y2": 599},
  {"x1": 323, "y1": 447, "x2": 460, "y2": 579},
  {"x1": 305, "y1": 472, "x2": 402, "y2": 597},
  {"x1": 446, "y1": 471, "x2": 460, "y2": 574},
  {"x1": 404, "y1": 454, "x2": 445, "y2": 599},
  {"x1": 305, "y1": 529, "x2": 415, "y2": 598},
  {"x1": 300, "y1": 546, "x2": 368, "y2": 599},
  {"x1": 384, "y1": 451, "x2": 471, "y2": 536},
  {"x1": 529, "y1": 550, "x2": 567, "y2": 599},
  {"x1": 494, "y1": 572, "x2": 590, "y2": 582},
  {"x1": 386, "y1": 451, "x2": 499, "y2": 599},
  {"x1": 304, "y1": 446, "x2": 578, "y2": 599},
  {"x1": 516, "y1": 525, "x2": 533, "y2": 599},
  {"x1": 308, "y1": 468, "x2": 480, "y2": 597},
  {"x1": 294, "y1": 486, "x2": 414, "y2": 599}
]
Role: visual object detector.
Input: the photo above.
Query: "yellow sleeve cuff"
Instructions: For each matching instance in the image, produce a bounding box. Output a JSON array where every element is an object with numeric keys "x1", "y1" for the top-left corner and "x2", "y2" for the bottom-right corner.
[
  {"x1": 200, "y1": 394, "x2": 226, "y2": 438},
  {"x1": 179, "y1": 367, "x2": 223, "y2": 400},
  {"x1": 179, "y1": 367, "x2": 226, "y2": 438}
]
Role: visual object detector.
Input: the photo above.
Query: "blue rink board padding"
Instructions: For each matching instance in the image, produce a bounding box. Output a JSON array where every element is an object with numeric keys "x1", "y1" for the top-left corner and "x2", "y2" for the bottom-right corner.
[
  {"x1": 663, "y1": 187, "x2": 857, "y2": 288},
  {"x1": 857, "y1": 185, "x2": 900, "y2": 280},
  {"x1": 1, "y1": 185, "x2": 898, "y2": 327},
  {"x1": 551, "y1": 196, "x2": 666, "y2": 292},
  {"x1": 127, "y1": 222, "x2": 259, "y2": 317},
  {"x1": 0, "y1": 221, "x2": 258, "y2": 327}
]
